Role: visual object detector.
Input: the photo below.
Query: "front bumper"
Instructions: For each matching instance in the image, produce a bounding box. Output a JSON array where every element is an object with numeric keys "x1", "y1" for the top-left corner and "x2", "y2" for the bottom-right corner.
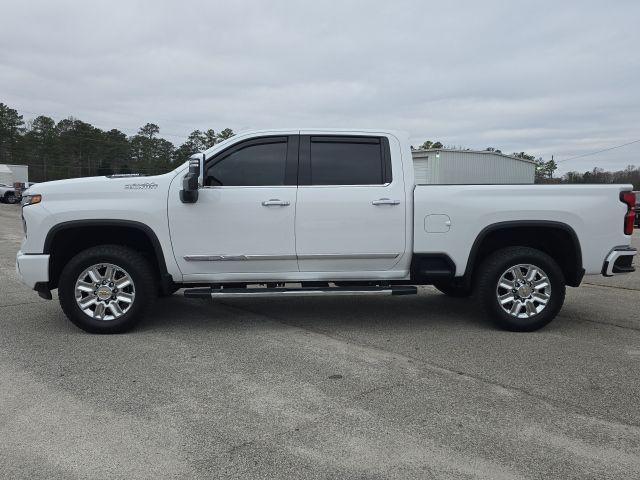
[
  {"x1": 15, "y1": 250, "x2": 50, "y2": 289},
  {"x1": 602, "y1": 247, "x2": 637, "y2": 277}
]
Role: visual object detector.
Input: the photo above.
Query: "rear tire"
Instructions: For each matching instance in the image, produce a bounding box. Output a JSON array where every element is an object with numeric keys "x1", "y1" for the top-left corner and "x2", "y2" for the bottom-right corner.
[
  {"x1": 58, "y1": 245, "x2": 156, "y2": 333},
  {"x1": 4, "y1": 193, "x2": 18, "y2": 204},
  {"x1": 475, "y1": 247, "x2": 565, "y2": 332}
]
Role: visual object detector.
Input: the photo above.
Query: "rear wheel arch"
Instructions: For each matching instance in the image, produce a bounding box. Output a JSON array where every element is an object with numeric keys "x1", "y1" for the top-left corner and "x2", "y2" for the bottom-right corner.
[
  {"x1": 474, "y1": 246, "x2": 566, "y2": 331},
  {"x1": 44, "y1": 220, "x2": 171, "y2": 291},
  {"x1": 464, "y1": 221, "x2": 583, "y2": 287}
]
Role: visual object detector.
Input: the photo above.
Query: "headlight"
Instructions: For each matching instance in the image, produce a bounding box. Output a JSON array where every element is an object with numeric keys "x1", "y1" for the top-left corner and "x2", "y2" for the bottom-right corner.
[{"x1": 21, "y1": 194, "x2": 42, "y2": 207}]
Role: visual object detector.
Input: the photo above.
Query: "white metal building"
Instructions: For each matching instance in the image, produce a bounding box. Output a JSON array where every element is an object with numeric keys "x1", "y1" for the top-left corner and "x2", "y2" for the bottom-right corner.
[
  {"x1": 0, "y1": 164, "x2": 29, "y2": 185},
  {"x1": 412, "y1": 149, "x2": 535, "y2": 184}
]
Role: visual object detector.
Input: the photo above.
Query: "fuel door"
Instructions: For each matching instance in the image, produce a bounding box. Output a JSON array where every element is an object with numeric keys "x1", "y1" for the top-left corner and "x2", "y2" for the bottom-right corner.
[{"x1": 424, "y1": 214, "x2": 451, "y2": 233}]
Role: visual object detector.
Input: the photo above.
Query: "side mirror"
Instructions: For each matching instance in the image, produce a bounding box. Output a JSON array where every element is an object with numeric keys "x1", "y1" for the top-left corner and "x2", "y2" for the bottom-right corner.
[{"x1": 180, "y1": 153, "x2": 204, "y2": 203}]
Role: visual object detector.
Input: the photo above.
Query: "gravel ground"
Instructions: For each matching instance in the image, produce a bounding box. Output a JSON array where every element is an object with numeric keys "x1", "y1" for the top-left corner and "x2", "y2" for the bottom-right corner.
[{"x1": 1, "y1": 203, "x2": 639, "y2": 479}]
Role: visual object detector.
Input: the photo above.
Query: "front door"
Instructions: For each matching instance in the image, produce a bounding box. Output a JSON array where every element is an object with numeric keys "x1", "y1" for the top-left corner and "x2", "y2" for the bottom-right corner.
[
  {"x1": 295, "y1": 134, "x2": 406, "y2": 273},
  {"x1": 168, "y1": 135, "x2": 299, "y2": 279}
]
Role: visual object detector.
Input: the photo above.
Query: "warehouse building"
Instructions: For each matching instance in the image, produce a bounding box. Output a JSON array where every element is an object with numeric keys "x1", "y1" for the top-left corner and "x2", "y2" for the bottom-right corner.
[{"x1": 412, "y1": 149, "x2": 536, "y2": 184}]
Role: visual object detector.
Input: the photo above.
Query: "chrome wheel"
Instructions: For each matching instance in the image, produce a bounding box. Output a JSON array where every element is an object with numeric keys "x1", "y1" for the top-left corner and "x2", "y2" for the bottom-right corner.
[
  {"x1": 496, "y1": 264, "x2": 551, "y2": 319},
  {"x1": 74, "y1": 263, "x2": 135, "y2": 321}
]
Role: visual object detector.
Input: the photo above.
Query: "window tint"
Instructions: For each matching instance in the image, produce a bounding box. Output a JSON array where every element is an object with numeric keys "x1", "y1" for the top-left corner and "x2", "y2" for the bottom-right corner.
[
  {"x1": 310, "y1": 139, "x2": 384, "y2": 185},
  {"x1": 206, "y1": 140, "x2": 287, "y2": 186}
]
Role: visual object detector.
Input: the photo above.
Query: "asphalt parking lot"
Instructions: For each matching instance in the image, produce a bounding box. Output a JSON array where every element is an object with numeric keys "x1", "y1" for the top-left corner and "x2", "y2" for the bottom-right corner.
[{"x1": 1, "y1": 204, "x2": 639, "y2": 479}]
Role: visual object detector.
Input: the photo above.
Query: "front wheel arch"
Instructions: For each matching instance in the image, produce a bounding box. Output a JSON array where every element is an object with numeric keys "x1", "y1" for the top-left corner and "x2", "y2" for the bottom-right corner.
[
  {"x1": 44, "y1": 220, "x2": 171, "y2": 293},
  {"x1": 58, "y1": 244, "x2": 157, "y2": 333}
]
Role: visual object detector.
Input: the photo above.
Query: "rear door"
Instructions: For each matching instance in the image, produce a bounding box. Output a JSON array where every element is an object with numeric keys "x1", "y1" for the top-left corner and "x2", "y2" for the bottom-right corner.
[{"x1": 295, "y1": 134, "x2": 406, "y2": 272}]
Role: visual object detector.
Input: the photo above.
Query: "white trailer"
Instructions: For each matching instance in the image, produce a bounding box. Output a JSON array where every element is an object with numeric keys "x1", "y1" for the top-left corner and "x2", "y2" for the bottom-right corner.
[
  {"x1": 412, "y1": 149, "x2": 535, "y2": 184},
  {"x1": 0, "y1": 164, "x2": 29, "y2": 185}
]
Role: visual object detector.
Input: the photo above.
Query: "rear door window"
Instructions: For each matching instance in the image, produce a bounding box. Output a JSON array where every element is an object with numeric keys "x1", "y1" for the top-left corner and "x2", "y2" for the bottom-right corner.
[{"x1": 301, "y1": 136, "x2": 391, "y2": 186}]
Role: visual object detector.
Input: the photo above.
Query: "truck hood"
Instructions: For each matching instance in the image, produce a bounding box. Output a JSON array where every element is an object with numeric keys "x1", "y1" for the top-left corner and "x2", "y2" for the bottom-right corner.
[{"x1": 29, "y1": 172, "x2": 182, "y2": 203}]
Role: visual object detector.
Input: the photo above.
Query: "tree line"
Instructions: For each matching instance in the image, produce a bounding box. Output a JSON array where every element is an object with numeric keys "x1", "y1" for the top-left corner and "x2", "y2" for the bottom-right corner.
[
  {"x1": 0, "y1": 102, "x2": 234, "y2": 182},
  {"x1": 560, "y1": 166, "x2": 640, "y2": 189},
  {"x1": 1, "y1": 102, "x2": 638, "y2": 188}
]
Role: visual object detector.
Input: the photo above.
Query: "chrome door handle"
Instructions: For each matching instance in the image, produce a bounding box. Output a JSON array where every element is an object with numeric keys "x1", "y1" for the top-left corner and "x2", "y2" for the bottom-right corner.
[
  {"x1": 261, "y1": 199, "x2": 290, "y2": 207},
  {"x1": 372, "y1": 198, "x2": 400, "y2": 206}
]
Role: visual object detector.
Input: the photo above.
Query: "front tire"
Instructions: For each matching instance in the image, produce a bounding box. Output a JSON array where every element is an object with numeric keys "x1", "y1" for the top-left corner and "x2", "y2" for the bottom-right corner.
[
  {"x1": 4, "y1": 193, "x2": 19, "y2": 204},
  {"x1": 475, "y1": 247, "x2": 565, "y2": 332},
  {"x1": 58, "y1": 245, "x2": 156, "y2": 333}
]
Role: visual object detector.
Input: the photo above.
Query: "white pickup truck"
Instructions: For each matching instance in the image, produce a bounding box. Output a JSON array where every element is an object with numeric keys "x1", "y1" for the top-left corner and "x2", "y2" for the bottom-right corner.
[
  {"x1": 16, "y1": 129, "x2": 637, "y2": 334},
  {"x1": 0, "y1": 183, "x2": 20, "y2": 204}
]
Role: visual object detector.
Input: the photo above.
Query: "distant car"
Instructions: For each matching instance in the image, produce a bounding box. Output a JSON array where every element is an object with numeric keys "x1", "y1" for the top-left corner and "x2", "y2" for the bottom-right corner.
[
  {"x1": 0, "y1": 183, "x2": 20, "y2": 204},
  {"x1": 635, "y1": 191, "x2": 640, "y2": 227}
]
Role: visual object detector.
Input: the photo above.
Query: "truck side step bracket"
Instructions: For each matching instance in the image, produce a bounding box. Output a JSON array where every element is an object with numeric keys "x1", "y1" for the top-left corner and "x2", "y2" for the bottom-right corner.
[{"x1": 183, "y1": 285, "x2": 418, "y2": 299}]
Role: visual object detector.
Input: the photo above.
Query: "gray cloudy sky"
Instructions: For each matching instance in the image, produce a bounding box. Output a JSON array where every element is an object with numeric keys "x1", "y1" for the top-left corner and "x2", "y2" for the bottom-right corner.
[{"x1": 1, "y1": 0, "x2": 639, "y2": 173}]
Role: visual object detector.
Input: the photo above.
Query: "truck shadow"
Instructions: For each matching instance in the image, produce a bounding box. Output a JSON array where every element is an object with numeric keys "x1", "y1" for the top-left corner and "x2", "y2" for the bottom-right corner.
[{"x1": 139, "y1": 289, "x2": 495, "y2": 334}]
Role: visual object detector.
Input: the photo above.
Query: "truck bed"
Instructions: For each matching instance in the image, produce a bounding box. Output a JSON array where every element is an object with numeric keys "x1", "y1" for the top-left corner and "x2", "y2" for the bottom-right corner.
[{"x1": 413, "y1": 184, "x2": 632, "y2": 276}]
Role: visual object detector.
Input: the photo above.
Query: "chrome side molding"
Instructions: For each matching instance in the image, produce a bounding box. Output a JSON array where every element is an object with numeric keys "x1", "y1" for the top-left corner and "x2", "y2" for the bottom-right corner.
[
  {"x1": 297, "y1": 253, "x2": 400, "y2": 260},
  {"x1": 184, "y1": 253, "x2": 400, "y2": 262},
  {"x1": 184, "y1": 254, "x2": 297, "y2": 262}
]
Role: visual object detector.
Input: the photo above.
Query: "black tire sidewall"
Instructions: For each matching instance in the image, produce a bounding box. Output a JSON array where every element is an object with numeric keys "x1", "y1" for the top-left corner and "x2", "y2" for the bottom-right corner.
[
  {"x1": 476, "y1": 247, "x2": 565, "y2": 332},
  {"x1": 58, "y1": 245, "x2": 155, "y2": 333}
]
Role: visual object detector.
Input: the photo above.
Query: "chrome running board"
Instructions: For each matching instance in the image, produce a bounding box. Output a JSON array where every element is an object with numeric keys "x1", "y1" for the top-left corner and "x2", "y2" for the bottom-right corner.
[{"x1": 183, "y1": 285, "x2": 417, "y2": 299}]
